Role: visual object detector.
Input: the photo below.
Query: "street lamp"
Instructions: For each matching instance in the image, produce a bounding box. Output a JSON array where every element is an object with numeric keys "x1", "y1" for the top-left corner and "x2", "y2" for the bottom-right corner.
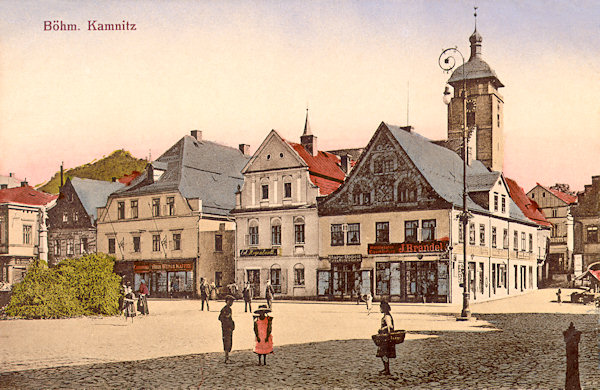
[{"x1": 439, "y1": 47, "x2": 471, "y2": 320}]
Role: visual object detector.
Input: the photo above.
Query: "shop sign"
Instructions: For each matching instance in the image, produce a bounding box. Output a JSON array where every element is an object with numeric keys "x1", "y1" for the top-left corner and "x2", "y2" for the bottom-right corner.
[
  {"x1": 328, "y1": 254, "x2": 362, "y2": 263},
  {"x1": 134, "y1": 262, "x2": 193, "y2": 272},
  {"x1": 368, "y1": 240, "x2": 448, "y2": 255},
  {"x1": 240, "y1": 248, "x2": 279, "y2": 257}
]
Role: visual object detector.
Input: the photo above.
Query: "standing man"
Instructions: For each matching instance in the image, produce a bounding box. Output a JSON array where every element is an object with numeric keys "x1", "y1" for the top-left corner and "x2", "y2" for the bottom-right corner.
[
  {"x1": 243, "y1": 281, "x2": 253, "y2": 313},
  {"x1": 265, "y1": 279, "x2": 275, "y2": 309},
  {"x1": 200, "y1": 277, "x2": 210, "y2": 311},
  {"x1": 138, "y1": 279, "x2": 149, "y2": 315},
  {"x1": 218, "y1": 295, "x2": 236, "y2": 364}
]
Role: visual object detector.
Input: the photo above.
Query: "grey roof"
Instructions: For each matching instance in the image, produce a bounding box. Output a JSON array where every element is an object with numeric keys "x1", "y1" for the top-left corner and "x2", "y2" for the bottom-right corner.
[
  {"x1": 385, "y1": 123, "x2": 531, "y2": 224},
  {"x1": 448, "y1": 56, "x2": 504, "y2": 87},
  {"x1": 115, "y1": 135, "x2": 250, "y2": 216},
  {"x1": 467, "y1": 172, "x2": 502, "y2": 192},
  {"x1": 70, "y1": 177, "x2": 124, "y2": 220}
]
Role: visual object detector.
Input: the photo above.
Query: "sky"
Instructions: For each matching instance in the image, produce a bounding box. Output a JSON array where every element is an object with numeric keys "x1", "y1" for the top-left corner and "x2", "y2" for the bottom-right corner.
[{"x1": 0, "y1": 0, "x2": 598, "y2": 193}]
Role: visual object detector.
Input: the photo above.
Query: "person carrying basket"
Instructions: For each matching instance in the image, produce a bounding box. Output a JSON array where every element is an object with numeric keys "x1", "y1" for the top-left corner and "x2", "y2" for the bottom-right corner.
[{"x1": 372, "y1": 300, "x2": 402, "y2": 375}]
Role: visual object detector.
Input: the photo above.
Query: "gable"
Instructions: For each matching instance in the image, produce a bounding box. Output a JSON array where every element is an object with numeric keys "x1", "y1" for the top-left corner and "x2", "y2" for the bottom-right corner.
[
  {"x1": 244, "y1": 131, "x2": 307, "y2": 174},
  {"x1": 318, "y1": 125, "x2": 448, "y2": 216},
  {"x1": 48, "y1": 180, "x2": 93, "y2": 229}
]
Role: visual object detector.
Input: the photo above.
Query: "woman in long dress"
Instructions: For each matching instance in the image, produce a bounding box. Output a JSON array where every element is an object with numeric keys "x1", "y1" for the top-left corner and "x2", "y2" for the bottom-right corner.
[
  {"x1": 376, "y1": 300, "x2": 395, "y2": 375},
  {"x1": 123, "y1": 283, "x2": 136, "y2": 322},
  {"x1": 253, "y1": 304, "x2": 273, "y2": 365}
]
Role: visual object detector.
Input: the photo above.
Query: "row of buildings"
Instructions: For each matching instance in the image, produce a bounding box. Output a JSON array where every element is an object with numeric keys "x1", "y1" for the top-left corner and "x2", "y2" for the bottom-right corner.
[{"x1": 2, "y1": 27, "x2": 599, "y2": 302}]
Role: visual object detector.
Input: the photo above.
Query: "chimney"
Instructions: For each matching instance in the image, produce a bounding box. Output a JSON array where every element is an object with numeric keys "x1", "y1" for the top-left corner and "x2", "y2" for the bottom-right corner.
[
  {"x1": 239, "y1": 144, "x2": 251, "y2": 155},
  {"x1": 400, "y1": 125, "x2": 413, "y2": 133},
  {"x1": 9, "y1": 172, "x2": 14, "y2": 177},
  {"x1": 60, "y1": 162, "x2": 64, "y2": 187},
  {"x1": 301, "y1": 134, "x2": 318, "y2": 157},
  {"x1": 21, "y1": 179, "x2": 28, "y2": 187},
  {"x1": 340, "y1": 154, "x2": 351, "y2": 174},
  {"x1": 190, "y1": 130, "x2": 202, "y2": 141}
]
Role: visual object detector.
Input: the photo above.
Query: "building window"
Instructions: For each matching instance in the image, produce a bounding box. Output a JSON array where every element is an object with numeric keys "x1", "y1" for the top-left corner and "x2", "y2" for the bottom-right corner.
[
  {"x1": 469, "y1": 223, "x2": 476, "y2": 245},
  {"x1": 67, "y1": 239, "x2": 74, "y2": 255},
  {"x1": 503, "y1": 228, "x2": 508, "y2": 249},
  {"x1": 215, "y1": 271, "x2": 223, "y2": 287},
  {"x1": 399, "y1": 187, "x2": 416, "y2": 203},
  {"x1": 117, "y1": 201, "x2": 125, "y2": 220},
  {"x1": 284, "y1": 182, "x2": 292, "y2": 198},
  {"x1": 54, "y1": 240, "x2": 61, "y2": 255},
  {"x1": 62, "y1": 212, "x2": 68, "y2": 222},
  {"x1": 362, "y1": 192, "x2": 371, "y2": 205},
  {"x1": 262, "y1": 185, "x2": 269, "y2": 200},
  {"x1": 552, "y1": 209, "x2": 558, "y2": 218},
  {"x1": 133, "y1": 236, "x2": 141, "y2": 252},
  {"x1": 586, "y1": 226, "x2": 598, "y2": 243},
  {"x1": 131, "y1": 200, "x2": 138, "y2": 219},
  {"x1": 152, "y1": 234, "x2": 161, "y2": 252},
  {"x1": 249, "y1": 222, "x2": 259, "y2": 246},
  {"x1": 23, "y1": 225, "x2": 32, "y2": 244},
  {"x1": 521, "y1": 232, "x2": 526, "y2": 252},
  {"x1": 270, "y1": 265, "x2": 282, "y2": 293},
  {"x1": 479, "y1": 224, "x2": 485, "y2": 246},
  {"x1": 173, "y1": 233, "x2": 181, "y2": 250},
  {"x1": 294, "y1": 218, "x2": 305, "y2": 244},
  {"x1": 108, "y1": 238, "x2": 115, "y2": 254},
  {"x1": 331, "y1": 224, "x2": 344, "y2": 246},
  {"x1": 271, "y1": 220, "x2": 281, "y2": 246},
  {"x1": 501, "y1": 195, "x2": 506, "y2": 213},
  {"x1": 528, "y1": 233, "x2": 533, "y2": 253},
  {"x1": 215, "y1": 234, "x2": 222, "y2": 252},
  {"x1": 347, "y1": 223, "x2": 360, "y2": 245},
  {"x1": 514, "y1": 231, "x2": 519, "y2": 251},
  {"x1": 493, "y1": 193, "x2": 499, "y2": 212},
  {"x1": 294, "y1": 263, "x2": 305, "y2": 286},
  {"x1": 167, "y1": 197, "x2": 175, "y2": 216},
  {"x1": 152, "y1": 198, "x2": 160, "y2": 217},
  {"x1": 491, "y1": 227, "x2": 497, "y2": 248},
  {"x1": 422, "y1": 219, "x2": 436, "y2": 241},
  {"x1": 405, "y1": 220, "x2": 418, "y2": 242},
  {"x1": 376, "y1": 222, "x2": 389, "y2": 243}
]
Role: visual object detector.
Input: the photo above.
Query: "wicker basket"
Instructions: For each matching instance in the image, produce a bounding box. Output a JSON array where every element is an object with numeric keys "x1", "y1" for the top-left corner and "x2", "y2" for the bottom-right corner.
[{"x1": 371, "y1": 330, "x2": 406, "y2": 346}]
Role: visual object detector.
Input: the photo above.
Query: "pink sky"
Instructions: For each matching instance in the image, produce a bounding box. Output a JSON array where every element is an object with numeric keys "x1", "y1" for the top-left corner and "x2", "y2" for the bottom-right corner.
[{"x1": 1, "y1": 1, "x2": 598, "y2": 193}]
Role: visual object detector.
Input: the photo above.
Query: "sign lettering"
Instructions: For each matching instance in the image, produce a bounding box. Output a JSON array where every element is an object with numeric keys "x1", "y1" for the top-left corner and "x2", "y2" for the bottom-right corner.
[
  {"x1": 134, "y1": 262, "x2": 193, "y2": 272},
  {"x1": 368, "y1": 240, "x2": 448, "y2": 255},
  {"x1": 240, "y1": 248, "x2": 279, "y2": 257}
]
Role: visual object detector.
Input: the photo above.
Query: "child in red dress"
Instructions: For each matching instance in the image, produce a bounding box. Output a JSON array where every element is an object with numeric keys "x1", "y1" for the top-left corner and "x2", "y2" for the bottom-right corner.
[{"x1": 253, "y1": 304, "x2": 273, "y2": 365}]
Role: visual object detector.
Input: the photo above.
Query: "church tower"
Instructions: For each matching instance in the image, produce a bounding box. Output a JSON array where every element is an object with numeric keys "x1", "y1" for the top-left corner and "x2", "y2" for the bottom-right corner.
[{"x1": 446, "y1": 21, "x2": 505, "y2": 172}]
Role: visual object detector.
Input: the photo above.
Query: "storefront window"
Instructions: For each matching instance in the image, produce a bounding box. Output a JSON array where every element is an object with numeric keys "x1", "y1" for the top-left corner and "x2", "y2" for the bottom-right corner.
[
  {"x1": 317, "y1": 271, "x2": 331, "y2": 295},
  {"x1": 376, "y1": 262, "x2": 390, "y2": 295}
]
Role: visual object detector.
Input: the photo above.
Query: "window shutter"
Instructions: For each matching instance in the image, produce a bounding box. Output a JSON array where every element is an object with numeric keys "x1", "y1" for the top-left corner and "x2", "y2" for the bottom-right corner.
[{"x1": 281, "y1": 268, "x2": 288, "y2": 294}]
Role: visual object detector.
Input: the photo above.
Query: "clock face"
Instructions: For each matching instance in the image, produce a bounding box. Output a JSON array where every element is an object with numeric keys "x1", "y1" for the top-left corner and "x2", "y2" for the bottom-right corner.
[{"x1": 466, "y1": 99, "x2": 477, "y2": 112}]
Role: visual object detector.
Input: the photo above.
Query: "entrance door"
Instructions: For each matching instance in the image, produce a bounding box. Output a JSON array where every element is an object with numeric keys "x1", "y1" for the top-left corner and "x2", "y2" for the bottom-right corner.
[
  {"x1": 247, "y1": 269, "x2": 260, "y2": 298},
  {"x1": 332, "y1": 262, "x2": 360, "y2": 298}
]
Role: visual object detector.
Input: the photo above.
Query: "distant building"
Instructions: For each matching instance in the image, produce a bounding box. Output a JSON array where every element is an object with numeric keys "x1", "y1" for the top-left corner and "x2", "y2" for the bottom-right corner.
[
  {"x1": 572, "y1": 175, "x2": 600, "y2": 276},
  {"x1": 527, "y1": 183, "x2": 577, "y2": 283},
  {"x1": 47, "y1": 177, "x2": 124, "y2": 266},
  {"x1": 233, "y1": 112, "x2": 350, "y2": 298},
  {"x1": 0, "y1": 184, "x2": 57, "y2": 287},
  {"x1": 0, "y1": 173, "x2": 24, "y2": 190},
  {"x1": 96, "y1": 131, "x2": 250, "y2": 298}
]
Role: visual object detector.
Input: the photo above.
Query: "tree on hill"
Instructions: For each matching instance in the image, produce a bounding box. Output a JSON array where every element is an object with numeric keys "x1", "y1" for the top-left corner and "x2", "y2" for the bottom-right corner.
[{"x1": 37, "y1": 150, "x2": 147, "y2": 194}]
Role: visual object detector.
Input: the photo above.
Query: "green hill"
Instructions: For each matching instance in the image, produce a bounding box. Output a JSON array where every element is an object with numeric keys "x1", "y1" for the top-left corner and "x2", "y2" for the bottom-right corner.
[{"x1": 37, "y1": 150, "x2": 148, "y2": 194}]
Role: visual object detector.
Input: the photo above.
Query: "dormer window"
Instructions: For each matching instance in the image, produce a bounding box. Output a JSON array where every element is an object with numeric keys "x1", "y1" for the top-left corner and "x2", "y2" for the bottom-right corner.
[
  {"x1": 501, "y1": 195, "x2": 506, "y2": 213},
  {"x1": 153, "y1": 169, "x2": 165, "y2": 181},
  {"x1": 493, "y1": 193, "x2": 499, "y2": 212}
]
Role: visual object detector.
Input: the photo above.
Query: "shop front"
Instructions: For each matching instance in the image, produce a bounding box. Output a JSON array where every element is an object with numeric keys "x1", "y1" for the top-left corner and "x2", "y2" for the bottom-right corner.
[
  {"x1": 317, "y1": 254, "x2": 373, "y2": 300},
  {"x1": 132, "y1": 260, "x2": 195, "y2": 298},
  {"x1": 369, "y1": 240, "x2": 450, "y2": 303}
]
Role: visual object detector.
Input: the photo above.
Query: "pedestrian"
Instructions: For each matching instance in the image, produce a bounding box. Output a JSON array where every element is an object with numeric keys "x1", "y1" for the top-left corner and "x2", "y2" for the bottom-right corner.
[
  {"x1": 138, "y1": 279, "x2": 149, "y2": 315},
  {"x1": 376, "y1": 300, "x2": 395, "y2": 375},
  {"x1": 365, "y1": 292, "x2": 373, "y2": 314},
  {"x1": 265, "y1": 279, "x2": 275, "y2": 309},
  {"x1": 243, "y1": 281, "x2": 253, "y2": 313},
  {"x1": 200, "y1": 277, "x2": 210, "y2": 311},
  {"x1": 123, "y1": 282, "x2": 136, "y2": 322},
  {"x1": 253, "y1": 304, "x2": 273, "y2": 365},
  {"x1": 218, "y1": 295, "x2": 236, "y2": 364},
  {"x1": 171, "y1": 277, "x2": 179, "y2": 297},
  {"x1": 557, "y1": 288, "x2": 562, "y2": 303}
]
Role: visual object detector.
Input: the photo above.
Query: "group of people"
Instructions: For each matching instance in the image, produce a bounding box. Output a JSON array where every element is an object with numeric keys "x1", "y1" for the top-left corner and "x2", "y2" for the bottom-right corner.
[{"x1": 121, "y1": 279, "x2": 149, "y2": 321}]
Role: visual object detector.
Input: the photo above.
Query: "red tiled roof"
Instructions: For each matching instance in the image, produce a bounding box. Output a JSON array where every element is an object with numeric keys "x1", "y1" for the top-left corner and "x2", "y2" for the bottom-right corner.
[
  {"x1": 506, "y1": 178, "x2": 552, "y2": 227},
  {"x1": 539, "y1": 184, "x2": 578, "y2": 205},
  {"x1": 287, "y1": 142, "x2": 346, "y2": 195},
  {"x1": 0, "y1": 186, "x2": 57, "y2": 206},
  {"x1": 590, "y1": 269, "x2": 600, "y2": 282},
  {"x1": 118, "y1": 171, "x2": 142, "y2": 185}
]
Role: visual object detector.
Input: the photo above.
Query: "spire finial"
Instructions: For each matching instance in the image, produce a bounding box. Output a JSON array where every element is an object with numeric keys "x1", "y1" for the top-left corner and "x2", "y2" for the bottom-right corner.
[
  {"x1": 474, "y1": 6, "x2": 478, "y2": 30},
  {"x1": 302, "y1": 106, "x2": 312, "y2": 136}
]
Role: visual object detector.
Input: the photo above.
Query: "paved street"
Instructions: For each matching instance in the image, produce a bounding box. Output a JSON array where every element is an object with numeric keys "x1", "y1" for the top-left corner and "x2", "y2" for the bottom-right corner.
[{"x1": 1, "y1": 289, "x2": 599, "y2": 389}]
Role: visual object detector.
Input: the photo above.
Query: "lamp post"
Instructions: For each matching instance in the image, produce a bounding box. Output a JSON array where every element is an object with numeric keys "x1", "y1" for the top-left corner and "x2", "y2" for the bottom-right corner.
[{"x1": 439, "y1": 47, "x2": 471, "y2": 319}]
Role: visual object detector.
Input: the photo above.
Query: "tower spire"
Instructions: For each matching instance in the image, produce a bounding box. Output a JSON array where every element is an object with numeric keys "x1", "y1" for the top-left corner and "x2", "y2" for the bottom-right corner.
[
  {"x1": 469, "y1": 6, "x2": 482, "y2": 60},
  {"x1": 474, "y1": 6, "x2": 478, "y2": 30},
  {"x1": 302, "y1": 106, "x2": 312, "y2": 136}
]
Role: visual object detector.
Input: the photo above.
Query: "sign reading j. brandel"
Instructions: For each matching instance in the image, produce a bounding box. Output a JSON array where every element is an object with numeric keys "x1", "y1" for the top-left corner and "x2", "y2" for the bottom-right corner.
[
  {"x1": 368, "y1": 240, "x2": 448, "y2": 255},
  {"x1": 240, "y1": 248, "x2": 279, "y2": 257}
]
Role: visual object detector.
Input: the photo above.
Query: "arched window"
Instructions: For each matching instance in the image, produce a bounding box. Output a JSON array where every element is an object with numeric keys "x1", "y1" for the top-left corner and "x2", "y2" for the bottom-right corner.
[
  {"x1": 398, "y1": 183, "x2": 417, "y2": 203},
  {"x1": 270, "y1": 264, "x2": 282, "y2": 293},
  {"x1": 294, "y1": 263, "x2": 305, "y2": 286},
  {"x1": 294, "y1": 217, "x2": 305, "y2": 244},
  {"x1": 248, "y1": 220, "x2": 259, "y2": 246},
  {"x1": 271, "y1": 218, "x2": 281, "y2": 246}
]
